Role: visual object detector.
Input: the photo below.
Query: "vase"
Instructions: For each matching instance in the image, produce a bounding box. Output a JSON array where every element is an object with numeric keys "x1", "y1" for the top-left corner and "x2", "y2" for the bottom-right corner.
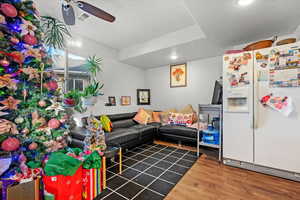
[{"x1": 82, "y1": 96, "x2": 98, "y2": 107}]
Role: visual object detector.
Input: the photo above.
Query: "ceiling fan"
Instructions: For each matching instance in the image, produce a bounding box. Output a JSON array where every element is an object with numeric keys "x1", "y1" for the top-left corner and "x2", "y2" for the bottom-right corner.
[{"x1": 61, "y1": 0, "x2": 116, "y2": 25}]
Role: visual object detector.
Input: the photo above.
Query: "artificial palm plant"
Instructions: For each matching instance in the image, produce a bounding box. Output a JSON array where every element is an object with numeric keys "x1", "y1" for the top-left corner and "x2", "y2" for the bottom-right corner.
[{"x1": 41, "y1": 16, "x2": 71, "y2": 49}]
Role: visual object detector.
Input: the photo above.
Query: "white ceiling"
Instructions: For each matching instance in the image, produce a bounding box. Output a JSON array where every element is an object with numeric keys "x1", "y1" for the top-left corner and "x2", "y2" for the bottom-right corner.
[
  {"x1": 36, "y1": 0, "x2": 194, "y2": 49},
  {"x1": 35, "y1": 0, "x2": 300, "y2": 68}
]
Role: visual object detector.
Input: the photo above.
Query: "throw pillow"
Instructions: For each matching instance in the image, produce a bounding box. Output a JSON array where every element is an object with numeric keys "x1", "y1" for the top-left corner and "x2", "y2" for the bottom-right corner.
[
  {"x1": 133, "y1": 108, "x2": 151, "y2": 125},
  {"x1": 144, "y1": 109, "x2": 154, "y2": 123},
  {"x1": 168, "y1": 112, "x2": 193, "y2": 126},
  {"x1": 152, "y1": 112, "x2": 162, "y2": 123},
  {"x1": 160, "y1": 108, "x2": 177, "y2": 124},
  {"x1": 179, "y1": 104, "x2": 198, "y2": 123},
  {"x1": 100, "y1": 115, "x2": 112, "y2": 132}
]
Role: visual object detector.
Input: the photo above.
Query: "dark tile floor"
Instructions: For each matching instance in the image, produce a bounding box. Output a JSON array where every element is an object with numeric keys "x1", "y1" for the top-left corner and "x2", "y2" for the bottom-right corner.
[{"x1": 96, "y1": 143, "x2": 199, "y2": 200}]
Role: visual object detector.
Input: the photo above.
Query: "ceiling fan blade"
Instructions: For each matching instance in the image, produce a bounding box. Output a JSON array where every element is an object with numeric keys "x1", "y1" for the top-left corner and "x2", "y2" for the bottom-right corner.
[
  {"x1": 77, "y1": 1, "x2": 115, "y2": 23},
  {"x1": 62, "y1": 4, "x2": 76, "y2": 25}
]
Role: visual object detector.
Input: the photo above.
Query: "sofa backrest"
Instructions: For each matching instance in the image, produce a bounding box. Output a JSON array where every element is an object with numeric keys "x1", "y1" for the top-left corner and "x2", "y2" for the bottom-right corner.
[
  {"x1": 81, "y1": 112, "x2": 137, "y2": 129},
  {"x1": 108, "y1": 112, "x2": 137, "y2": 129}
]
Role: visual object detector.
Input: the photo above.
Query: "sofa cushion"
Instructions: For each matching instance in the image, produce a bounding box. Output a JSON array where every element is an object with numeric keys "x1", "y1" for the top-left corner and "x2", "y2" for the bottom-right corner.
[
  {"x1": 160, "y1": 108, "x2": 177, "y2": 124},
  {"x1": 159, "y1": 125, "x2": 197, "y2": 139},
  {"x1": 179, "y1": 104, "x2": 198, "y2": 123},
  {"x1": 108, "y1": 112, "x2": 137, "y2": 122},
  {"x1": 133, "y1": 108, "x2": 151, "y2": 125},
  {"x1": 112, "y1": 119, "x2": 137, "y2": 129},
  {"x1": 131, "y1": 124, "x2": 156, "y2": 137},
  {"x1": 152, "y1": 112, "x2": 162, "y2": 123},
  {"x1": 106, "y1": 128, "x2": 139, "y2": 145},
  {"x1": 168, "y1": 112, "x2": 193, "y2": 126}
]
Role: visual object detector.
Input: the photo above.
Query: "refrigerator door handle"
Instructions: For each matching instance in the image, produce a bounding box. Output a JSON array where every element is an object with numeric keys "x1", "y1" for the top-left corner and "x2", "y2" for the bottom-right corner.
[{"x1": 252, "y1": 55, "x2": 259, "y2": 130}]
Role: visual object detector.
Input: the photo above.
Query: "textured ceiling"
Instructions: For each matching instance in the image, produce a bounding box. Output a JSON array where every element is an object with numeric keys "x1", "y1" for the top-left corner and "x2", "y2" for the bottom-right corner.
[{"x1": 35, "y1": 0, "x2": 300, "y2": 68}]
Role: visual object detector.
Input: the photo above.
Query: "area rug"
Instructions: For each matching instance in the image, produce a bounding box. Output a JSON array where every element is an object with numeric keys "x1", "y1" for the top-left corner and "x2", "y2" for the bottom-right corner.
[{"x1": 96, "y1": 143, "x2": 199, "y2": 200}]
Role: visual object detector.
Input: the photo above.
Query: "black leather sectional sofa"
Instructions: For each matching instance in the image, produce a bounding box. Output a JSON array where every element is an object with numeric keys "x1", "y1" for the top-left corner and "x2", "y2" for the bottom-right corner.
[{"x1": 70, "y1": 112, "x2": 197, "y2": 150}]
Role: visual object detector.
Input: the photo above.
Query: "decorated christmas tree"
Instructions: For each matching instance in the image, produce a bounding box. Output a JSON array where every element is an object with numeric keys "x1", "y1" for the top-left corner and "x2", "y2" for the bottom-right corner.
[{"x1": 0, "y1": 0, "x2": 70, "y2": 180}]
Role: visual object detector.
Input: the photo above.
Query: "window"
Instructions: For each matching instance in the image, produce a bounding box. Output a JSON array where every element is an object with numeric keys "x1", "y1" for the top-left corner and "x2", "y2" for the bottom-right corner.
[
  {"x1": 67, "y1": 78, "x2": 85, "y2": 91},
  {"x1": 55, "y1": 72, "x2": 90, "y2": 92}
]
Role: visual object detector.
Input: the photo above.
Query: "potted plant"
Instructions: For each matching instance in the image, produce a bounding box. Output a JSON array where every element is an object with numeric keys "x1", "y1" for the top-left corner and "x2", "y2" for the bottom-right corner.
[
  {"x1": 81, "y1": 81, "x2": 104, "y2": 106},
  {"x1": 81, "y1": 55, "x2": 103, "y2": 107}
]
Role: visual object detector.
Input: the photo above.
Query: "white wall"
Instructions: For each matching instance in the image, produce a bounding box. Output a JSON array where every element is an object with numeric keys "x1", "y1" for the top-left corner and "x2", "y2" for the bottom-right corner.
[
  {"x1": 145, "y1": 56, "x2": 222, "y2": 111},
  {"x1": 66, "y1": 34, "x2": 149, "y2": 118}
]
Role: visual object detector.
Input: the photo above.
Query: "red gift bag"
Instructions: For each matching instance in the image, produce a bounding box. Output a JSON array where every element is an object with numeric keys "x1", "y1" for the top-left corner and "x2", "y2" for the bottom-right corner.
[
  {"x1": 43, "y1": 166, "x2": 83, "y2": 200},
  {"x1": 82, "y1": 168, "x2": 103, "y2": 200}
]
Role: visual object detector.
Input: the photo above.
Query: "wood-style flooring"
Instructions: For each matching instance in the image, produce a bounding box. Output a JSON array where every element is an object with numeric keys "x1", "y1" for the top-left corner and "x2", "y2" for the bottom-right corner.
[{"x1": 155, "y1": 141, "x2": 300, "y2": 200}]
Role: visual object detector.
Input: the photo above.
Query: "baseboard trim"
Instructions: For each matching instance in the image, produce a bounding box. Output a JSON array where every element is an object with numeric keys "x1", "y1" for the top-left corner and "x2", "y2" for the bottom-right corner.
[{"x1": 223, "y1": 158, "x2": 300, "y2": 182}]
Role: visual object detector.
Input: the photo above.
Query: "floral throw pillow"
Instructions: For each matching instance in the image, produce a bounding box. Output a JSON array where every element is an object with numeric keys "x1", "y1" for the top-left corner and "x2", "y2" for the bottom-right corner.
[{"x1": 168, "y1": 112, "x2": 193, "y2": 126}]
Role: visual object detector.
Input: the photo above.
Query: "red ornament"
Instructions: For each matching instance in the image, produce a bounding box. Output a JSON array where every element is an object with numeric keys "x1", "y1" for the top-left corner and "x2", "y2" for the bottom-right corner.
[
  {"x1": 48, "y1": 118, "x2": 61, "y2": 129},
  {"x1": 23, "y1": 34, "x2": 37, "y2": 45},
  {"x1": 29, "y1": 142, "x2": 38, "y2": 150},
  {"x1": 1, "y1": 137, "x2": 20, "y2": 151},
  {"x1": 44, "y1": 80, "x2": 58, "y2": 91},
  {"x1": 64, "y1": 98, "x2": 76, "y2": 106},
  {"x1": 0, "y1": 59, "x2": 9, "y2": 67},
  {"x1": 1, "y1": 3, "x2": 18, "y2": 18}
]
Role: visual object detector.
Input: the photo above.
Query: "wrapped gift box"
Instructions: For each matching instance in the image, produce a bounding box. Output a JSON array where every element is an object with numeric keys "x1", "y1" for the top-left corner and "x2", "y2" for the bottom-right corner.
[
  {"x1": 0, "y1": 178, "x2": 40, "y2": 200},
  {"x1": 43, "y1": 166, "x2": 83, "y2": 200},
  {"x1": 82, "y1": 168, "x2": 103, "y2": 200}
]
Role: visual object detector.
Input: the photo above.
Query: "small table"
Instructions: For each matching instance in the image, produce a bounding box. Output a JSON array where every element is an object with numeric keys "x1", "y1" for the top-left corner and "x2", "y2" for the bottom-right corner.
[{"x1": 102, "y1": 146, "x2": 122, "y2": 189}]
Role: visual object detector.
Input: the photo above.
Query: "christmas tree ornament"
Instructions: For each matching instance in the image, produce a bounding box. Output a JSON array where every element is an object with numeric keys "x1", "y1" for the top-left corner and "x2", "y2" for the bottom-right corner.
[
  {"x1": 1, "y1": 137, "x2": 20, "y2": 152},
  {"x1": 38, "y1": 100, "x2": 46, "y2": 107},
  {"x1": 31, "y1": 111, "x2": 47, "y2": 128},
  {"x1": 22, "y1": 67, "x2": 39, "y2": 80},
  {"x1": 23, "y1": 34, "x2": 37, "y2": 45},
  {"x1": 0, "y1": 75, "x2": 17, "y2": 90},
  {"x1": 0, "y1": 67, "x2": 4, "y2": 73},
  {"x1": 24, "y1": 47, "x2": 42, "y2": 60},
  {"x1": 22, "y1": 88, "x2": 28, "y2": 100},
  {"x1": 0, "y1": 110, "x2": 9, "y2": 116},
  {"x1": 20, "y1": 18, "x2": 37, "y2": 36},
  {"x1": 48, "y1": 118, "x2": 61, "y2": 129},
  {"x1": 0, "y1": 119, "x2": 19, "y2": 134},
  {"x1": 0, "y1": 14, "x2": 6, "y2": 24},
  {"x1": 44, "y1": 80, "x2": 58, "y2": 91},
  {"x1": 0, "y1": 59, "x2": 10, "y2": 67},
  {"x1": 28, "y1": 142, "x2": 38, "y2": 150},
  {"x1": 10, "y1": 51, "x2": 24, "y2": 64},
  {"x1": 21, "y1": 128, "x2": 29, "y2": 135},
  {"x1": 46, "y1": 100, "x2": 64, "y2": 115},
  {"x1": 0, "y1": 96, "x2": 21, "y2": 110},
  {"x1": 0, "y1": 3, "x2": 18, "y2": 18},
  {"x1": 10, "y1": 37, "x2": 19, "y2": 44},
  {"x1": 14, "y1": 117, "x2": 24, "y2": 124}
]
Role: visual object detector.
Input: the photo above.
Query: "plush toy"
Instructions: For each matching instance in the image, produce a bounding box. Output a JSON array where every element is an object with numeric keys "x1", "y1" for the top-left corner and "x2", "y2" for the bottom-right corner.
[{"x1": 100, "y1": 115, "x2": 112, "y2": 132}]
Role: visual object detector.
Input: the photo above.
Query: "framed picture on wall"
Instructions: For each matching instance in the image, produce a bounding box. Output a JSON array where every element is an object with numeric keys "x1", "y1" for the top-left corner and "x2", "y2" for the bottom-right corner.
[
  {"x1": 121, "y1": 96, "x2": 131, "y2": 106},
  {"x1": 137, "y1": 89, "x2": 151, "y2": 105},
  {"x1": 108, "y1": 96, "x2": 116, "y2": 106},
  {"x1": 170, "y1": 63, "x2": 187, "y2": 88}
]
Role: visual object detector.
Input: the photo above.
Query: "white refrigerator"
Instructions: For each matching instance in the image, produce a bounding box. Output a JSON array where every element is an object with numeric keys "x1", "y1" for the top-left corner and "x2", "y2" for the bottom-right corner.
[{"x1": 223, "y1": 42, "x2": 300, "y2": 181}]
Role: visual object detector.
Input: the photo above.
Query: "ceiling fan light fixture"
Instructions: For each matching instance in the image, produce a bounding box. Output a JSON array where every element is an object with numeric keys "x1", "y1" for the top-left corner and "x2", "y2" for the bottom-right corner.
[
  {"x1": 78, "y1": 13, "x2": 90, "y2": 21},
  {"x1": 237, "y1": 0, "x2": 255, "y2": 6},
  {"x1": 171, "y1": 55, "x2": 178, "y2": 60}
]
